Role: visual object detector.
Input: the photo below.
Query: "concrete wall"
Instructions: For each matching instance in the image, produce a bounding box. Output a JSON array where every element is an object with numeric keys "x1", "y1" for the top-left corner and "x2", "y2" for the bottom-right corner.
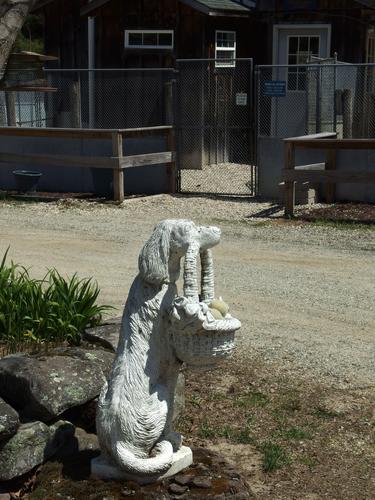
[
  {"x1": 0, "y1": 135, "x2": 169, "y2": 196},
  {"x1": 258, "y1": 137, "x2": 375, "y2": 203}
]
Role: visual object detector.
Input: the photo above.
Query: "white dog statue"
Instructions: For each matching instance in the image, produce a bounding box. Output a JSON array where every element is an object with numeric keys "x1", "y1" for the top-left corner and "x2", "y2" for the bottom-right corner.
[{"x1": 91, "y1": 220, "x2": 241, "y2": 483}]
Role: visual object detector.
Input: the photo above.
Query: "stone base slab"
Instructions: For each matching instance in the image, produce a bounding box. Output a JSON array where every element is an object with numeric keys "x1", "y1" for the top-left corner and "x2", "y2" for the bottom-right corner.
[{"x1": 91, "y1": 446, "x2": 193, "y2": 484}]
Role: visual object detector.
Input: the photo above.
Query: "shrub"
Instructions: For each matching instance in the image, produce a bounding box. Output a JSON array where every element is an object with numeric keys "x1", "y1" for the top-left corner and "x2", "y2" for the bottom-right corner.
[{"x1": 0, "y1": 248, "x2": 112, "y2": 345}]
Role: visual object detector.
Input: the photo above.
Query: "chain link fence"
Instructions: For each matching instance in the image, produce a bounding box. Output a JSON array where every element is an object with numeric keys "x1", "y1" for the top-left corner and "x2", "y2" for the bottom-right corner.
[
  {"x1": 176, "y1": 59, "x2": 256, "y2": 196},
  {"x1": 0, "y1": 68, "x2": 175, "y2": 129},
  {"x1": 256, "y1": 62, "x2": 375, "y2": 139},
  {"x1": 0, "y1": 64, "x2": 257, "y2": 196}
]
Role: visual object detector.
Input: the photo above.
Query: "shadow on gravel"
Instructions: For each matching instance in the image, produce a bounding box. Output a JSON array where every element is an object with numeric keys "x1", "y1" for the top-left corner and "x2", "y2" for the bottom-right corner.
[{"x1": 247, "y1": 204, "x2": 283, "y2": 219}]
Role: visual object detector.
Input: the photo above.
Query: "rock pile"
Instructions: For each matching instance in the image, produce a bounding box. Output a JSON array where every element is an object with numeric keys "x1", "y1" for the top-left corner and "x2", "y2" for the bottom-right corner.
[{"x1": 0, "y1": 320, "x2": 118, "y2": 482}]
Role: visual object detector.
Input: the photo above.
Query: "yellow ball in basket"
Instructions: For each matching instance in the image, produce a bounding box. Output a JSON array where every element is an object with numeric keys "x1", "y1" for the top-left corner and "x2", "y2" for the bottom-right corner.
[
  {"x1": 208, "y1": 307, "x2": 224, "y2": 320},
  {"x1": 209, "y1": 299, "x2": 229, "y2": 317}
]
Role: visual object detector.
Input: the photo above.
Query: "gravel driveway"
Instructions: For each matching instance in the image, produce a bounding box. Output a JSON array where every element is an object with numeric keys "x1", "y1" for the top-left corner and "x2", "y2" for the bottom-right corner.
[{"x1": 1, "y1": 194, "x2": 374, "y2": 390}]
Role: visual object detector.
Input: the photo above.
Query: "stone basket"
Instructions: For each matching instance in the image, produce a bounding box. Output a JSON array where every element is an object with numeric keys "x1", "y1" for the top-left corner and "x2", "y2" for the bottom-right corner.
[{"x1": 172, "y1": 316, "x2": 241, "y2": 370}]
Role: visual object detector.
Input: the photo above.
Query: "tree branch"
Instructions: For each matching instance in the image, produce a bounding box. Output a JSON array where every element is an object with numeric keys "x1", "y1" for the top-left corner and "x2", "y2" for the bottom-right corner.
[{"x1": 0, "y1": 0, "x2": 37, "y2": 76}]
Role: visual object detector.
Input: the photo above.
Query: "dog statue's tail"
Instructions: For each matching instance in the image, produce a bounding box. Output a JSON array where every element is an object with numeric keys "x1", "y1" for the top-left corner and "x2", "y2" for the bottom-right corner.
[{"x1": 113, "y1": 439, "x2": 174, "y2": 476}]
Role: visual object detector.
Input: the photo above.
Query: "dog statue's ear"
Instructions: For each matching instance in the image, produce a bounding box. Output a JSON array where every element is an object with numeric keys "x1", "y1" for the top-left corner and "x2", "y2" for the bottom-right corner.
[{"x1": 138, "y1": 221, "x2": 171, "y2": 285}]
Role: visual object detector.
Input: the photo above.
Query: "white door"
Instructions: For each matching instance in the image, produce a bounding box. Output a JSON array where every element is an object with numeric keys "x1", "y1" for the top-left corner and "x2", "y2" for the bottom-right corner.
[{"x1": 271, "y1": 25, "x2": 331, "y2": 137}]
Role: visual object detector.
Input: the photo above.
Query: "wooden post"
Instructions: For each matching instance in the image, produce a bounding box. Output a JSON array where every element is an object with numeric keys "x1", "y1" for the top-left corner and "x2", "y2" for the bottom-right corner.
[
  {"x1": 0, "y1": 95, "x2": 6, "y2": 126},
  {"x1": 167, "y1": 128, "x2": 176, "y2": 193},
  {"x1": 164, "y1": 80, "x2": 174, "y2": 126},
  {"x1": 70, "y1": 80, "x2": 82, "y2": 128},
  {"x1": 325, "y1": 148, "x2": 337, "y2": 204},
  {"x1": 284, "y1": 141, "x2": 295, "y2": 217},
  {"x1": 5, "y1": 91, "x2": 17, "y2": 126},
  {"x1": 368, "y1": 94, "x2": 375, "y2": 138},
  {"x1": 112, "y1": 131, "x2": 124, "y2": 202},
  {"x1": 342, "y1": 89, "x2": 353, "y2": 139}
]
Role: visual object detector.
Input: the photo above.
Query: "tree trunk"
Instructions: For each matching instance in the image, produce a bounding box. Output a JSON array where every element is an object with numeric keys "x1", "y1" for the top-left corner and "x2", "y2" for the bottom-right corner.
[{"x1": 0, "y1": 0, "x2": 36, "y2": 77}]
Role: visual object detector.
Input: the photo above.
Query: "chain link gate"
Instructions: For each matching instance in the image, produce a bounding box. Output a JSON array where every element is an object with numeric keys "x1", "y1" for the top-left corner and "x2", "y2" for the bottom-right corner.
[
  {"x1": 256, "y1": 62, "x2": 375, "y2": 140},
  {"x1": 175, "y1": 59, "x2": 256, "y2": 196}
]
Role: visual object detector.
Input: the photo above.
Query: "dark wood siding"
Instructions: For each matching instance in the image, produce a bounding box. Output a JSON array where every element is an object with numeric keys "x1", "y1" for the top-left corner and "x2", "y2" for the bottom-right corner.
[
  {"x1": 43, "y1": 0, "x2": 87, "y2": 68},
  {"x1": 41, "y1": 0, "x2": 375, "y2": 70},
  {"x1": 95, "y1": 0, "x2": 206, "y2": 67}
]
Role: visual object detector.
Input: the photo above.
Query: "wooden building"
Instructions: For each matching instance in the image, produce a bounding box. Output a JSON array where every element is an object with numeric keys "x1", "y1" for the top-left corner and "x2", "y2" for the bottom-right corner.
[
  {"x1": 33, "y1": 0, "x2": 255, "y2": 69},
  {"x1": 32, "y1": 0, "x2": 375, "y2": 70}
]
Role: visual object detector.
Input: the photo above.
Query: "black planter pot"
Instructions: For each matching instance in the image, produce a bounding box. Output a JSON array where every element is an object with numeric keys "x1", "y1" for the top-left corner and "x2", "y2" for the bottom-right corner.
[{"x1": 13, "y1": 170, "x2": 43, "y2": 194}]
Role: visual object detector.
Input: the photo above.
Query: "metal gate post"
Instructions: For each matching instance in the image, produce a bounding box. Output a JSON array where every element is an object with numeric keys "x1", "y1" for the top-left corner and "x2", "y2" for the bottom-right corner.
[
  {"x1": 172, "y1": 67, "x2": 181, "y2": 193},
  {"x1": 253, "y1": 64, "x2": 260, "y2": 196}
]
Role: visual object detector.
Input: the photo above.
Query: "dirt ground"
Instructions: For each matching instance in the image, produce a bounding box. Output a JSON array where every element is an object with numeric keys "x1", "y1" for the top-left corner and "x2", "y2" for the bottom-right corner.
[{"x1": 0, "y1": 194, "x2": 374, "y2": 498}]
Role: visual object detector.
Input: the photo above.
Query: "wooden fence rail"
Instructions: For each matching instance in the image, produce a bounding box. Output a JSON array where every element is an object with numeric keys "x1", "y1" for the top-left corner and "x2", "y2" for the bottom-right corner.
[
  {"x1": 0, "y1": 126, "x2": 176, "y2": 202},
  {"x1": 283, "y1": 132, "x2": 375, "y2": 216}
]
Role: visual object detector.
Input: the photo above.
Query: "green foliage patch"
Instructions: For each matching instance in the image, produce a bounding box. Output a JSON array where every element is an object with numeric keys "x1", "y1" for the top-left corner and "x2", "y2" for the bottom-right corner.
[{"x1": 0, "y1": 248, "x2": 112, "y2": 345}]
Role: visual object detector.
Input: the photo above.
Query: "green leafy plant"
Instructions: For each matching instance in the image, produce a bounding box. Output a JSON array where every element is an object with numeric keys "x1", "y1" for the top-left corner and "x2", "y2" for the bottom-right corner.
[{"x1": 0, "y1": 248, "x2": 112, "y2": 346}]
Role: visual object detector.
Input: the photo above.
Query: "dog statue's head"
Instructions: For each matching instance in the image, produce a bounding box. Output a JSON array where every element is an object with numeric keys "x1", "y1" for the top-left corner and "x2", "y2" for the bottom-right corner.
[{"x1": 138, "y1": 220, "x2": 220, "y2": 297}]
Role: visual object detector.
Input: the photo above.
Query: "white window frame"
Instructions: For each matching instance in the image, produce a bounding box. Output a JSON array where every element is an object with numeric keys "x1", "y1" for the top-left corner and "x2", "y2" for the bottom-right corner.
[
  {"x1": 286, "y1": 34, "x2": 321, "y2": 92},
  {"x1": 215, "y1": 30, "x2": 236, "y2": 68},
  {"x1": 124, "y1": 30, "x2": 174, "y2": 49},
  {"x1": 272, "y1": 24, "x2": 331, "y2": 64}
]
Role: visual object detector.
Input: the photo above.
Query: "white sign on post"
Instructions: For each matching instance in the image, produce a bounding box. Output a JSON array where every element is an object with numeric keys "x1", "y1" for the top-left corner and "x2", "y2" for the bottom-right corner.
[{"x1": 236, "y1": 93, "x2": 248, "y2": 106}]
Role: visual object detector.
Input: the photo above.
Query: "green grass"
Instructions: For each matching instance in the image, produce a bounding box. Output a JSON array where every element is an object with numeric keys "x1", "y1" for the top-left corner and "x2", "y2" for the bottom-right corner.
[
  {"x1": 313, "y1": 407, "x2": 339, "y2": 420},
  {"x1": 236, "y1": 425, "x2": 255, "y2": 444},
  {"x1": 279, "y1": 426, "x2": 313, "y2": 441},
  {"x1": 197, "y1": 419, "x2": 217, "y2": 439},
  {"x1": 300, "y1": 456, "x2": 319, "y2": 469},
  {"x1": 235, "y1": 391, "x2": 269, "y2": 408},
  {"x1": 187, "y1": 394, "x2": 202, "y2": 407},
  {"x1": 219, "y1": 419, "x2": 255, "y2": 444},
  {"x1": 261, "y1": 441, "x2": 290, "y2": 472},
  {"x1": 279, "y1": 396, "x2": 302, "y2": 413},
  {"x1": 0, "y1": 248, "x2": 112, "y2": 345},
  {"x1": 218, "y1": 425, "x2": 237, "y2": 441},
  {"x1": 196, "y1": 414, "x2": 256, "y2": 444}
]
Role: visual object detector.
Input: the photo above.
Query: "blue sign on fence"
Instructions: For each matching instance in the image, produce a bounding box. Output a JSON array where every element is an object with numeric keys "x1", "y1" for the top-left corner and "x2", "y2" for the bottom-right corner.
[{"x1": 263, "y1": 80, "x2": 286, "y2": 97}]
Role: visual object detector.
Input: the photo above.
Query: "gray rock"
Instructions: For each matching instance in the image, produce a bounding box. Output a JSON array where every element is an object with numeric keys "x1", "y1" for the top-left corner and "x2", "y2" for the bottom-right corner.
[
  {"x1": 192, "y1": 476, "x2": 212, "y2": 488},
  {"x1": 0, "y1": 397, "x2": 19, "y2": 440},
  {"x1": 0, "y1": 347, "x2": 114, "y2": 421},
  {"x1": 231, "y1": 493, "x2": 251, "y2": 499},
  {"x1": 169, "y1": 483, "x2": 188, "y2": 495},
  {"x1": 83, "y1": 317, "x2": 122, "y2": 351},
  {"x1": 174, "y1": 473, "x2": 193, "y2": 486},
  {"x1": 0, "y1": 420, "x2": 74, "y2": 481}
]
